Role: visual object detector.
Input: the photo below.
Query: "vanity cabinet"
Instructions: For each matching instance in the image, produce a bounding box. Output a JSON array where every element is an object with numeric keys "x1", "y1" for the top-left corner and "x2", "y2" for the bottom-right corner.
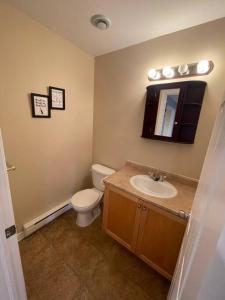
[{"x1": 103, "y1": 184, "x2": 187, "y2": 279}]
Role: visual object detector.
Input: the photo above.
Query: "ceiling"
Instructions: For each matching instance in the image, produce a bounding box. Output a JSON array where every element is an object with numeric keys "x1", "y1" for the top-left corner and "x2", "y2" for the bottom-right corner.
[{"x1": 8, "y1": 0, "x2": 225, "y2": 56}]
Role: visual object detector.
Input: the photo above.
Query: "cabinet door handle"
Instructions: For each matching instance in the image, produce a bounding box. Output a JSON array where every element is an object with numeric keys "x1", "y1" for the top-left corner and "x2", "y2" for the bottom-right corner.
[
  {"x1": 142, "y1": 206, "x2": 147, "y2": 211},
  {"x1": 137, "y1": 204, "x2": 142, "y2": 209}
]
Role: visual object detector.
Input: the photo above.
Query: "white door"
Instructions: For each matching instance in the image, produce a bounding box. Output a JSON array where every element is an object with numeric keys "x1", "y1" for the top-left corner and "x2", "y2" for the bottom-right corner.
[
  {"x1": 168, "y1": 102, "x2": 225, "y2": 300},
  {"x1": 0, "y1": 130, "x2": 27, "y2": 300}
]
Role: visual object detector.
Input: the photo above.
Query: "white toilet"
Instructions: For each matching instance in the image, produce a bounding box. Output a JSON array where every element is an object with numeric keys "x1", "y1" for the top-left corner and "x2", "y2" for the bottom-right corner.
[{"x1": 71, "y1": 164, "x2": 115, "y2": 227}]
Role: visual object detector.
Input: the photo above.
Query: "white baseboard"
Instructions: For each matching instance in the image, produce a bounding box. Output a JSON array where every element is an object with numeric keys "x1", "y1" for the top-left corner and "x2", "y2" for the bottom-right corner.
[
  {"x1": 17, "y1": 231, "x2": 25, "y2": 242},
  {"x1": 17, "y1": 200, "x2": 72, "y2": 241}
]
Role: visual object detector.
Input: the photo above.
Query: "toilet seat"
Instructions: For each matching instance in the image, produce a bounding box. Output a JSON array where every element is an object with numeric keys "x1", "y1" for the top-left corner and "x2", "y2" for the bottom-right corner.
[{"x1": 71, "y1": 188, "x2": 103, "y2": 212}]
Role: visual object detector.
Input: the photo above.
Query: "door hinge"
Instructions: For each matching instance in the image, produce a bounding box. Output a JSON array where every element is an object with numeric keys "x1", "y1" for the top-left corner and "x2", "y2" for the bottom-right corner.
[{"x1": 5, "y1": 225, "x2": 16, "y2": 239}]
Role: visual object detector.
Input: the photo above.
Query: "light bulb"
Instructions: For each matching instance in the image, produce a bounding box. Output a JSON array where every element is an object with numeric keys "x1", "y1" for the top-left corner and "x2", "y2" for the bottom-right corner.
[
  {"x1": 162, "y1": 66, "x2": 175, "y2": 78},
  {"x1": 148, "y1": 69, "x2": 161, "y2": 80},
  {"x1": 148, "y1": 68, "x2": 156, "y2": 79},
  {"x1": 178, "y1": 64, "x2": 189, "y2": 75},
  {"x1": 197, "y1": 60, "x2": 210, "y2": 74}
]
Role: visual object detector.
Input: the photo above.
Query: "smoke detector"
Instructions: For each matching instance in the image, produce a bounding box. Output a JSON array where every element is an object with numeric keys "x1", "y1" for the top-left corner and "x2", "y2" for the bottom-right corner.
[{"x1": 91, "y1": 14, "x2": 111, "y2": 30}]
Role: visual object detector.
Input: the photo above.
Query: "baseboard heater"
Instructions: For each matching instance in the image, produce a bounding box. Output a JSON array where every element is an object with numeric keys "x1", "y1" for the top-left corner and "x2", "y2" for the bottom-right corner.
[{"x1": 23, "y1": 200, "x2": 72, "y2": 238}]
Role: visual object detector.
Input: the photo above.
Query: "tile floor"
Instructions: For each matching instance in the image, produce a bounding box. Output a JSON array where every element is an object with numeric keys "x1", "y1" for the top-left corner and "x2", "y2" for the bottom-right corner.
[{"x1": 19, "y1": 209, "x2": 170, "y2": 300}]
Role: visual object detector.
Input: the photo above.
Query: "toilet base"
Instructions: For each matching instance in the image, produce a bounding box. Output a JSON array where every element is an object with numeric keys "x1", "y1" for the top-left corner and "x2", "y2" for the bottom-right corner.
[{"x1": 76, "y1": 205, "x2": 101, "y2": 227}]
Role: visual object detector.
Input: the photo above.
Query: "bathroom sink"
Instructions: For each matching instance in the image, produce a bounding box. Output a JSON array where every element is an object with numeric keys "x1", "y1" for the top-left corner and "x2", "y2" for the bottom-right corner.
[{"x1": 130, "y1": 175, "x2": 177, "y2": 199}]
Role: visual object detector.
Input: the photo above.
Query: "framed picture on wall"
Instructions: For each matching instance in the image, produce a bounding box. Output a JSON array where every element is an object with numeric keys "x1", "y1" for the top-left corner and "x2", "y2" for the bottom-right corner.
[
  {"x1": 31, "y1": 93, "x2": 51, "y2": 118},
  {"x1": 49, "y1": 86, "x2": 65, "y2": 110}
]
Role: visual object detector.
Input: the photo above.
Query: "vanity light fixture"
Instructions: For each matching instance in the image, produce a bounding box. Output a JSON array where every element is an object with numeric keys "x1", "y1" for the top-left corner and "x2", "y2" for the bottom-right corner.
[
  {"x1": 162, "y1": 66, "x2": 175, "y2": 78},
  {"x1": 148, "y1": 68, "x2": 161, "y2": 80},
  {"x1": 148, "y1": 60, "x2": 214, "y2": 81}
]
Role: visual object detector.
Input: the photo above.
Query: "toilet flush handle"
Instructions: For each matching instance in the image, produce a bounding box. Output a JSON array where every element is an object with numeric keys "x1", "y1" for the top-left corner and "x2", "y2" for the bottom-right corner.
[{"x1": 100, "y1": 177, "x2": 107, "y2": 187}]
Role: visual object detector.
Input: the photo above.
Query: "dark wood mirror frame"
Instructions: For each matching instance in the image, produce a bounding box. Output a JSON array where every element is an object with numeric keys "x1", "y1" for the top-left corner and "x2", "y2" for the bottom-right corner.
[{"x1": 141, "y1": 81, "x2": 207, "y2": 144}]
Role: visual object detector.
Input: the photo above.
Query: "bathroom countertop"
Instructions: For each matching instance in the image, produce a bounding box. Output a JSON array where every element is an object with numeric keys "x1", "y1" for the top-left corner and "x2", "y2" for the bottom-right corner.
[{"x1": 104, "y1": 161, "x2": 198, "y2": 219}]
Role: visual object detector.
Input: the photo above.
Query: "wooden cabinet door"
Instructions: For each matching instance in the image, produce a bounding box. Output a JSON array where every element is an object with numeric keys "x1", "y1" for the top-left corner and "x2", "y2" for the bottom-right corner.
[
  {"x1": 136, "y1": 205, "x2": 186, "y2": 279},
  {"x1": 103, "y1": 185, "x2": 141, "y2": 252}
]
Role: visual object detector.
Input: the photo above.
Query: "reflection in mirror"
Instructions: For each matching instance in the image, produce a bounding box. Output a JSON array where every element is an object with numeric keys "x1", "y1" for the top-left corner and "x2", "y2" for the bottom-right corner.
[{"x1": 154, "y1": 89, "x2": 180, "y2": 137}]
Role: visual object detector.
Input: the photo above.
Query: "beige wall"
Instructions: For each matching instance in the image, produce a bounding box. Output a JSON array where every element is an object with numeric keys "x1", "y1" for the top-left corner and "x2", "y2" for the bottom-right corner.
[
  {"x1": 0, "y1": 2, "x2": 94, "y2": 231},
  {"x1": 94, "y1": 18, "x2": 225, "y2": 179},
  {"x1": 1, "y1": 2, "x2": 225, "y2": 232}
]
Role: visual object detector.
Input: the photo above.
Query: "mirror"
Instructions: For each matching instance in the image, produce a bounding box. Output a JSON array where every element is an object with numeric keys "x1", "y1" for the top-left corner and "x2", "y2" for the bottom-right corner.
[
  {"x1": 142, "y1": 81, "x2": 207, "y2": 144},
  {"x1": 154, "y1": 89, "x2": 180, "y2": 137}
]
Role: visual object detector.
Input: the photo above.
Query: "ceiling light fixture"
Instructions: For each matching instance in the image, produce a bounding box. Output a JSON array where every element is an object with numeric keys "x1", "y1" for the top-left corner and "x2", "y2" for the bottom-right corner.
[{"x1": 91, "y1": 14, "x2": 111, "y2": 30}]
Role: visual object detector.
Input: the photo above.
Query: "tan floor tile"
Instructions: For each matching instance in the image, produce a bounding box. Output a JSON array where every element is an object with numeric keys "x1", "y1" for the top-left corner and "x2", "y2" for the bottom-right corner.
[
  {"x1": 61, "y1": 209, "x2": 78, "y2": 227},
  {"x1": 24, "y1": 284, "x2": 41, "y2": 300},
  {"x1": 66, "y1": 240, "x2": 105, "y2": 281},
  {"x1": 107, "y1": 242, "x2": 170, "y2": 299},
  {"x1": 86, "y1": 258, "x2": 127, "y2": 300},
  {"x1": 20, "y1": 210, "x2": 170, "y2": 300},
  {"x1": 21, "y1": 245, "x2": 59, "y2": 275},
  {"x1": 87, "y1": 226, "x2": 117, "y2": 257},
  {"x1": 72, "y1": 285, "x2": 96, "y2": 300},
  {"x1": 19, "y1": 231, "x2": 48, "y2": 257},
  {"x1": 35, "y1": 262, "x2": 81, "y2": 300},
  {"x1": 26, "y1": 294, "x2": 40, "y2": 300},
  {"x1": 52, "y1": 227, "x2": 85, "y2": 258},
  {"x1": 122, "y1": 281, "x2": 153, "y2": 300},
  {"x1": 39, "y1": 216, "x2": 70, "y2": 243}
]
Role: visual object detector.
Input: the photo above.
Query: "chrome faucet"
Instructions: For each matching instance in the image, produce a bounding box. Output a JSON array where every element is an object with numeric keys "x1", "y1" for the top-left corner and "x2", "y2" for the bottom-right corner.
[{"x1": 148, "y1": 172, "x2": 166, "y2": 182}]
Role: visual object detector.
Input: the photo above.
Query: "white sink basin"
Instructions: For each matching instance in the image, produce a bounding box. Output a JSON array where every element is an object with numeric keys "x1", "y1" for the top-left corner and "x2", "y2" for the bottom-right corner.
[{"x1": 130, "y1": 175, "x2": 177, "y2": 199}]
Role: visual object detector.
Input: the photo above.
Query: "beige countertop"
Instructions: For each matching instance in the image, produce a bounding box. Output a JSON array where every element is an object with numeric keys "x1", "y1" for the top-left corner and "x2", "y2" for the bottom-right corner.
[{"x1": 104, "y1": 161, "x2": 198, "y2": 219}]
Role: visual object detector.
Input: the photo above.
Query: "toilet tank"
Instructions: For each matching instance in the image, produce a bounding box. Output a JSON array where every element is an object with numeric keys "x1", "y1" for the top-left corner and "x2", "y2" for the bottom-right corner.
[{"x1": 92, "y1": 164, "x2": 115, "y2": 191}]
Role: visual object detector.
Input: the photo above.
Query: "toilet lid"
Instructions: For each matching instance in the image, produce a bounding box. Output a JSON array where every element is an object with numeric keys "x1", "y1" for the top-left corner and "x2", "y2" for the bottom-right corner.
[{"x1": 71, "y1": 189, "x2": 101, "y2": 208}]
